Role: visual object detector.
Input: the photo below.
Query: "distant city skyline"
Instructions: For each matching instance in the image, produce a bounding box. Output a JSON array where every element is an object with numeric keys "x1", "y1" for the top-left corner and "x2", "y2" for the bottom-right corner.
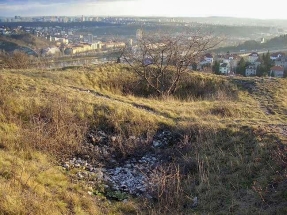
[{"x1": 1, "y1": 0, "x2": 287, "y2": 20}]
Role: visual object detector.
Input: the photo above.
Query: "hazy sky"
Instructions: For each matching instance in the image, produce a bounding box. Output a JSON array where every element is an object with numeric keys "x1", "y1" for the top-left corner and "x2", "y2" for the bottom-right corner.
[{"x1": 0, "y1": 0, "x2": 287, "y2": 19}]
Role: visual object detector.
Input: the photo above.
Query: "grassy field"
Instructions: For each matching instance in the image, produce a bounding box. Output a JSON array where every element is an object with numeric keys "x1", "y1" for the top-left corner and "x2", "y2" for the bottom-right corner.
[{"x1": 0, "y1": 64, "x2": 286, "y2": 214}]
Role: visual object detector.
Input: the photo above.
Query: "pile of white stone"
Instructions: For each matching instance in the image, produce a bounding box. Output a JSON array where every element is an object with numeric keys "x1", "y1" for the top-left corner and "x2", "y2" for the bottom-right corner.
[{"x1": 62, "y1": 130, "x2": 177, "y2": 198}]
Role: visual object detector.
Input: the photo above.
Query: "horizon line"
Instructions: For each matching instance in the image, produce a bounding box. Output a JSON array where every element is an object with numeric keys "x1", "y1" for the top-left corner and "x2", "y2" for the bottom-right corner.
[{"x1": 1, "y1": 15, "x2": 287, "y2": 21}]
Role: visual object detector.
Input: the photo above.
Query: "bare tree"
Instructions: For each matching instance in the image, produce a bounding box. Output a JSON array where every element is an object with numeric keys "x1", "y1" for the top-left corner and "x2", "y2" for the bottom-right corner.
[{"x1": 121, "y1": 29, "x2": 221, "y2": 97}]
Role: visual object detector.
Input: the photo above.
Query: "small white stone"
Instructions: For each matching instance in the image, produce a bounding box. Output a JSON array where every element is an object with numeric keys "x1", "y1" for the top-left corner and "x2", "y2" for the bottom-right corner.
[
  {"x1": 88, "y1": 191, "x2": 93, "y2": 196},
  {"x1": 192, "y1": 197, "x2": 198, "y2": 208},
  {"x1": 63, "y1": 163, "x2": 70, "y2": 170},
  {"x1": 153, "y1": 140, "x2": 162, "y2": 147}
]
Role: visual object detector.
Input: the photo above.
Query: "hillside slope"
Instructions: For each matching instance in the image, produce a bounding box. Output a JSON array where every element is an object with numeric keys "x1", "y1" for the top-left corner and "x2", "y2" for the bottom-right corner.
[
  {"x1": 215, "y1": 34, "x2": 287, "y2": 53},
  {"x1": 0, "y1": 65, "x2": 286, "y2": 214},
  {"x1": 0, "y1": 33, "x2": 52, "y2": 54}
]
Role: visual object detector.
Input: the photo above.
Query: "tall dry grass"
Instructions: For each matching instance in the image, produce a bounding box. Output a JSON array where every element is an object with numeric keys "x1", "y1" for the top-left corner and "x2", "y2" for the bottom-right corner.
[{"x1": 1, "y1": 65, "x2": 287, "y2": 214}]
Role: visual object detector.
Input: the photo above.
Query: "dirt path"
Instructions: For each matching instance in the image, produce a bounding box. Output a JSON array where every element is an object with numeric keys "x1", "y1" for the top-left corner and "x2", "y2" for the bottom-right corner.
[
  {"x1": 232, "y1": 78, "x2": 279, "y2": 115},
  {"x1": 233, "y1": 77, "x2": 287, "y2": 140},
  {"x1": 69, "y1": 86, "x2": 174, "y2": 120}
]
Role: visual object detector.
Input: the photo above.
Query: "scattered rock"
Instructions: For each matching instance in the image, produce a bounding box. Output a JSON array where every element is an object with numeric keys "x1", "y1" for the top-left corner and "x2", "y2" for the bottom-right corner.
[
  {"x1": 77, "y1": 172, "x2": 84, "y2": 179},
  {"x1": 62, "y1": 129, "x2": 181, "y2": 198},
  {"x1": 94, "y1": 168, "x2": 104, "y2": 181},
  {"x1": 152, "y1": 130, "x2": 180, "y2": 148},
  {"x1": 63, "y1": 163, "x2": 70, "y2": 170},
  {"x1": 152, "y1": 140, "x2": 162, "y2": 147},
  {"x1": 88, "y1": 191, "x2": 93, "y2": 196},
  {"x1": 129, "y1": 136, "x2": 136, "y2": 140},
  {"x1": 191, "y1": 196, "x2": 198, "y2": 208}
]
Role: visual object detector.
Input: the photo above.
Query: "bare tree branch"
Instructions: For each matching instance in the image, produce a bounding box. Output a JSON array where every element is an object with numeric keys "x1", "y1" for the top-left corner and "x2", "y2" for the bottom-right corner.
[{"x1": 121, "y1": 28, "x2": 222, "y2": 97}]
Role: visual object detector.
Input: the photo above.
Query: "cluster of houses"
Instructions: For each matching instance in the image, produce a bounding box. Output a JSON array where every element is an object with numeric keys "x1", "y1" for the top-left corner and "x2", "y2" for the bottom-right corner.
[
  {"x1": 1, "y1": 24, "x2": 128, "y2": 56},
  {"x1": 198, "y1": 52, "x2": 240, "y2": 74},
  {"x1": 272, "y1": 53, "x2": 287, "y2": 77},
  {"x1": 244, "y1": 52, "x2": 285, "y2": 77},
  {"x1": 64, "y1": 42, "x2": 103, "y2": 55},
  {"x1": 198, "y1": 51, "x2": 286, "y2": 78},
  {"x1": 41, "y1": 40, "x2": 126, "y2": 56},
  {"x1": 63, "y1": 41, "x2": 125, "y2": 55}
]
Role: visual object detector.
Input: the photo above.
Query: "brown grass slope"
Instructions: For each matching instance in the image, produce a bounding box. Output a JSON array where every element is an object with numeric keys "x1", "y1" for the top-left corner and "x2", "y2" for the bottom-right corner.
[
  {"x1": 0, "y1": 65, "x2": 286, "y2": 214},
  {"x1": 0, "y1": 33, "x2": 52, "y2": 50}
]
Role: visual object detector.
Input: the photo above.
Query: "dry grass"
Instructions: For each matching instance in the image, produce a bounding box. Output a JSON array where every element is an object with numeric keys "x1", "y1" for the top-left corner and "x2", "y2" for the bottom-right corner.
[
  {"x1": 0, "y1": 65, "x2": 287, "y2": 214},
  {"x1": 179, "y1": 124, "x2": 286, "y2": 214},
  {"x1": 0, "y1": 33, "x2": 52, "y2": 49},
  {"x1": 0, "y1": 150, "x2": 105, "y2": 215}
]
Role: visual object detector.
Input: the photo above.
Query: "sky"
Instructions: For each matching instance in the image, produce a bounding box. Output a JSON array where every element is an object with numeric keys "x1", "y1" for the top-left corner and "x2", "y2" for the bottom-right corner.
[{"x1": 0, "y1": 0, "x2": 287, "y2": 19}]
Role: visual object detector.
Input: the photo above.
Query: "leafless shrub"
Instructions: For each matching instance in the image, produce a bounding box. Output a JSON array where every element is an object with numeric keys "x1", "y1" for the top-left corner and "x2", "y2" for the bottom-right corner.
[
  {"x1": 121, "y1": 28, "x2": 221, "y2": 97},
  {"x1": 146, "y1": 163, "x2": 194, "y2": 214},
  {"x1": 0, "y1": 51, "x2": 32, "y2": 69},
  {"x1": 17, "y1": 97, "x2": 88, "y2": 159}
]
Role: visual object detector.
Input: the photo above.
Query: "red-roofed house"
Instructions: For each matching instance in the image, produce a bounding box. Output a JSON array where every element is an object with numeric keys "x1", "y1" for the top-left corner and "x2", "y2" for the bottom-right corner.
[
  {"x1": 248, "y1": 52, "x2": 259, "y2": 63},
  {"x1": 198, "y1": 53, "x2": 213, "y2": 70},
  {"x1": 219, "y1": 62, "x2": 230, "y2": 75},
  {"x1": 254, "y1": 58, "x2": 262, "y2": 68},
  {"x1": 275, "y1": 56, "x2": 287, "y2": 69},
  {"x1": 270, "y1": 52, "x2": 285, "y2": 61},
  {"x1": 245, "y1": 64, "x2": 257, "y2": 76},
  {"x1": 270, "y1": 66, "x2": 284, "y2": 78},
  {"x1": 203, "y1": 53, "x2": 213, "y2": 63}
]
